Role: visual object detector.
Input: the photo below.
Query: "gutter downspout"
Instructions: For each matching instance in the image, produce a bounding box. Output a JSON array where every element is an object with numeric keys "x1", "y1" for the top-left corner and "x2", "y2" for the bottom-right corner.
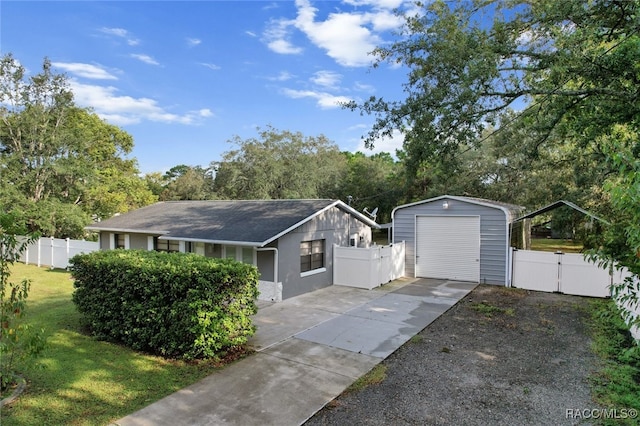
[{"x1": 257, "y1": 247, "x2": 279, "y2": 301}]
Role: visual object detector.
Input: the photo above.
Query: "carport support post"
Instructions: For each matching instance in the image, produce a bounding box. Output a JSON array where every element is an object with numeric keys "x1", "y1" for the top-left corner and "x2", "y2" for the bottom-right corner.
[{"x1": 508, "y1": 247, "x2": 515, "y2": 288}]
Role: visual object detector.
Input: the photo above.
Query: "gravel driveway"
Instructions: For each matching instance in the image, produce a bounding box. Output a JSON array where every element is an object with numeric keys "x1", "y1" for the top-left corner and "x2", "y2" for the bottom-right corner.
[{"x1": 305, "y1": 285, "x2": 600, "y2": 426}]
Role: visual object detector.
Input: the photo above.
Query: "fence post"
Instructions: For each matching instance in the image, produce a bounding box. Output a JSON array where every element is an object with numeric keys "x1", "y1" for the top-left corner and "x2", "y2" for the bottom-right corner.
[
  {"x1": 37, "y1": 237, "x2": 41, "y2": 267},
  {"x1": 50, "y1": 237, "x2": 55, "y2": 269},
  {"x1": 556, "y1": 251, "x2": 564, "y2": 293}
]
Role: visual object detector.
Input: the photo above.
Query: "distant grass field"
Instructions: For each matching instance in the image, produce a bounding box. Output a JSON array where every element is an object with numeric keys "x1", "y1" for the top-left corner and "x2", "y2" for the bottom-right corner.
[
  {"x1": 0, "y1": 263, "x2": 243, "y2": 426},
  {"x1": 530, "y1": 238, "x2": 583, "y2": 253}
]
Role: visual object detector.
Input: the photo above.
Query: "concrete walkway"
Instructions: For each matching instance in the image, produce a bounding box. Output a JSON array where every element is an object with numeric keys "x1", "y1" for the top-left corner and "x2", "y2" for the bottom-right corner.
[{"x1": 113, "y1": 278, "x2": 476, "y2": 426}]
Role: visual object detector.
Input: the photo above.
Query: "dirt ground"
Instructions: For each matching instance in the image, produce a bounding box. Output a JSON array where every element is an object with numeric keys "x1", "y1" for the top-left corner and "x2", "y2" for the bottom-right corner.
[{"x1": 305, "y1": 285, "x2": 601, "y2": 426}]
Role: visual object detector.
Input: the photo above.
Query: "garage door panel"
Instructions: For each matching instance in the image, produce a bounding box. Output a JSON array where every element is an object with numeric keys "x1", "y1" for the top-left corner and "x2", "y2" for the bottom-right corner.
[{"x1": 416, "y1": 216, "x2": 480, "y2": 282}]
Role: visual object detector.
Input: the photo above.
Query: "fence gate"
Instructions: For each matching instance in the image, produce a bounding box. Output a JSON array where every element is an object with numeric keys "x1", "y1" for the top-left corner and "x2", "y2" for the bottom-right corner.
[
  {"x1": 333, "y1": 242, "x2": 405, "y2": 290},
  {"x1": 512, "y1": 249, "x2": 611, "y2": 298}
]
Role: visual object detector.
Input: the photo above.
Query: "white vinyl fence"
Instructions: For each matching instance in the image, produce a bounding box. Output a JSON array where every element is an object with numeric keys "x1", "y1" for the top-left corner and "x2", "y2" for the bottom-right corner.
[
  {"x1": 333, "y1": 242, "x2": 405, "y2": 290},
  {"x1": 511, "y1": 249, "x2": 640, "y2": 341},
  {"x1": 19, "y1": 237, "x2": 99, "y2": 269},
  {"x1": 511, "y1": 249, "x2": 612, "y2": 297}
]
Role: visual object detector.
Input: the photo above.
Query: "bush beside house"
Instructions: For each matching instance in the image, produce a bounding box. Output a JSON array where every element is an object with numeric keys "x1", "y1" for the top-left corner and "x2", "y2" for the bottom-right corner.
[{"x1": 70, "y1": 250, "x2": 259, "y2": 359}]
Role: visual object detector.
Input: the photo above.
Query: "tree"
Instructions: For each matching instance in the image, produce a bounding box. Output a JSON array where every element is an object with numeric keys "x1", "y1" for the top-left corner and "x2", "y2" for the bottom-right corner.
[
  {"x1": 163, "y1": 165, "x2": 214, "y2": 201},
  {"x1": 0, "y1": 54, "x2": 74, "y2": 204},
  {"x1": 0, "y1": 54, "x2": 156, "y2": 236},
  {"x1": 213, "y1": 126, "x2": 346, "y2": 200},
  {"x1": 348, "y1": 0, "x2": 639, "y2": 192},
  {"x1": 326, "y1": 151, "x2": 403, "y2": 224},
  {"x1": 144, "y1": 165, "x2": 215, "y2": 201}
]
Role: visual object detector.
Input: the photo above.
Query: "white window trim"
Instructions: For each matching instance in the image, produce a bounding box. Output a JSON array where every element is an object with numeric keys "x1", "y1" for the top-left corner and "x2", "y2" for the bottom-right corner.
[{"x1": 300, "y1": 267, "x2": 326, "y2": 278}]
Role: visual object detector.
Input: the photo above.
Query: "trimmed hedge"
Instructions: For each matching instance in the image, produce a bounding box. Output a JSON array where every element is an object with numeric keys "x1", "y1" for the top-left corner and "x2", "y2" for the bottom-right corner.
[{"x1": 69, "y1": 250, "x2": 259, "y2": 359}]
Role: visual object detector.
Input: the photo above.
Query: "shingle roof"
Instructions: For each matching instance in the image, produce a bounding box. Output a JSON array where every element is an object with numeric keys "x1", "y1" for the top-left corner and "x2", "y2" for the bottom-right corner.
[{"x1": 87, "y1": 199, "x2": 375, "y2": 246}]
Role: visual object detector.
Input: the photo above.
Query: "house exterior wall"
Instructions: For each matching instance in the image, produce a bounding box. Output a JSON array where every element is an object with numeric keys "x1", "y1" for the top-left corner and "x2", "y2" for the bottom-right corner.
[
  {"x1": 277, "y1": 206, "x2": 373, "y2": 299},
  {"x1": 95, "y1": 205, "x2": 373, "y2": 300},
  {"x1": 257, "y1": 247, "x2": 275, "y2": 282},
  {"x1": 393, "y1": 198, "x2": 508, "y2": 285},
  {"x1": 99, "y1": 232, "x2": 150, "y2": 250},
  {"x1": 99, "y1": 232, "x2": 110, "y2": 250},
  {"x1": 129, "y1": 234, "x2": 148, "y2": 250}
]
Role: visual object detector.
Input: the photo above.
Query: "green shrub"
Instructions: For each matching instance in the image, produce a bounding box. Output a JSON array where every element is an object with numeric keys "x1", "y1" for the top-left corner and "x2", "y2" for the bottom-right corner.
[
  {"x1": 69, "y1": 250, "x2": 259, "y2": 359},
  {"x1": 0, "y1": 213, "x2": 46, "y2": 392},
  {"x1": 589, "y1": 299, "x2": 640, "y2": 424}
]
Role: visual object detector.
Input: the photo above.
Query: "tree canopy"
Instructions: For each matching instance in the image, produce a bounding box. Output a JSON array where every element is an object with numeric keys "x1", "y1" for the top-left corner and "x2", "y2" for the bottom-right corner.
[
  {"x1": 212, "y1": 126, "x2": 346, "y2": 200},
  {"x1": 0, "y1": 54, "x2": 156, "y2": 238},
  {"x1": 351, "y1": 0, "x2": 639, "y2": 160}
]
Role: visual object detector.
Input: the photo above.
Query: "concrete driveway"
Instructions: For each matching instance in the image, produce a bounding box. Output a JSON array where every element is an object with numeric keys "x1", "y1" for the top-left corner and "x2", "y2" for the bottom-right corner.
[{"x1": 113, "y1": 278, "x2": 476, "y2": 426}]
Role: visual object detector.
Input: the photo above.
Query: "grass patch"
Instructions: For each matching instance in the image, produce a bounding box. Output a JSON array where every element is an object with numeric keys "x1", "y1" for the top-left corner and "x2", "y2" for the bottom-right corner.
[
  {"x1": 530, "y1": 238, "x2": 583, "y2": 253},
  {"x1": 0, "y1": 263, "x2": 250, "y2": 426},
  {"x1": 347, "y1": 364, "x2": 387, "y2": 393},
  {"x1": 409, "y1": 335, "x2": 423, "y2": 344},
  {"x1": 470, "y1": 302, "x2": 515, "y2": 318},
  {"x1": 587, "y1": 298, "x2": 640, "y2": 425}
]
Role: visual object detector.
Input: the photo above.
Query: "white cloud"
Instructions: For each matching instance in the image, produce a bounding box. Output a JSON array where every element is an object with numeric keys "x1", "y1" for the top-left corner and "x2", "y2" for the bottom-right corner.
[
  {"x1": 52, "y1": 62, "x2": 118, "y2": 80},
  {"x1": 267, "y1": 71, "x2": 294, "y2": 81},
  {"x1": 268, "y1": 39, "x2": 303, "y2": 55},
  {"x1": 311, "y1": 70, "x2": 342, "y2": 90},
  {"x1": 355, "y1": 128, "x2": 404, "y2": 154},
  {"x1": 201, "y1": 63, "x2": 221, "y2": 71},
  {"x1": 292, "y1": 0, "x2": 379, "y2": 67},
  {"x1": 186, "y1": 37, "x2": 202, "y2": 47},
  {"x1": 99, "y1": 27, "x2": 140, "y2": 46},
  {"x1": 245, "y1": 30, "x2": 257, "y2": 37},
  {"x1": 198, "y1": 109, "x2": 213, "y2": 117},
  {"x1": 281, "y1": 88, "x2": 351, "y2": 109},
  {"x1": 343, "y1": 0, "x2": 405, "y2": 8},
  {"x1": 284, "y1": 0, "x2": 405, "y2": 67},
  {"x1": 130, "y1": 54, "x2": 160, "y2": 66},
  {"x1": 353, "y1": 81, "x2": 375, "y2": 93},
  {"x1": 366, "y1": 9, "x2": 404, "y2": 31},
  {"x1": 263, "y1": 18, "x2": 303, "y2": 54},
  {"x1": 70, "y1": 81, "x2": 212, "y2": 126}
]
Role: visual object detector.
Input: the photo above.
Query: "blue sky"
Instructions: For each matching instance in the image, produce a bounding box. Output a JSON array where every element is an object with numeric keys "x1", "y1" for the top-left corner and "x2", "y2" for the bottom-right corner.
[{"x1": 2, "y1": 0, "x2": 413, "y2": 174}]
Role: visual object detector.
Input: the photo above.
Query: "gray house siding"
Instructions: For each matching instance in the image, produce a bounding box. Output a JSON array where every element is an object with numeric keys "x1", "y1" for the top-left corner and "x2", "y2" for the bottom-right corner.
[
  {"x1": 277, "y1": 205, "x2": 372, "y2": 299},
  {"x1": 99, "y1": 233, "x2": 110, "y2": 250},
  {"x1": 129, "y1": 234, "x2": 148, "y2": 250},
  {"x1": 98, "y1": 232, "x2": 148, "y2": 250},
  {"x1": 257, "y1": 248, "x2": 275, "y2": 282},
  {"x1": 393, "y1": 198, "x2": 509, "y2": 285}
]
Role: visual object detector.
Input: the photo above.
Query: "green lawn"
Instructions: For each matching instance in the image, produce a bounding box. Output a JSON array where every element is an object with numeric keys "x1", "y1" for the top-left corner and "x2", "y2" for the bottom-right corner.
[
  {"x1": 0, "y1": 263, "x2": 241, "y2": 426},
  {"x1": 530, "y1": 238, "x2": 584, "y2": 253}
]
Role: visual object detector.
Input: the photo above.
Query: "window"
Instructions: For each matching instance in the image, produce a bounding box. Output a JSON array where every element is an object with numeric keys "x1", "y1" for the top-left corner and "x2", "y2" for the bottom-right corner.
[
  {"x1": 300, "y1": 239, "x2": 325, "y2": 273},
  {"x1": 242, "y1": 247, "x2": 254, "y2": 264},
  {"x1": 223, "y1": 246, "x2": 255, "y2": 265},
  {"x1": 114, "y1": 233, "x2": 125, "y2": 249},
  {"x1": 155, "y1": 238, "x2": 179, "y2": 252}
]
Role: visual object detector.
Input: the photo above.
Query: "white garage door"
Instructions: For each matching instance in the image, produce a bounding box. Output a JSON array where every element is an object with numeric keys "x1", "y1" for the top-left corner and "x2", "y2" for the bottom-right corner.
[{"x1": 415, "y1": 216, "x2": 480, "y2": 282}]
